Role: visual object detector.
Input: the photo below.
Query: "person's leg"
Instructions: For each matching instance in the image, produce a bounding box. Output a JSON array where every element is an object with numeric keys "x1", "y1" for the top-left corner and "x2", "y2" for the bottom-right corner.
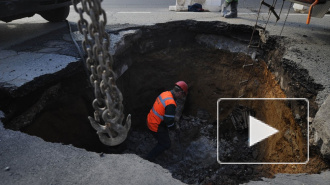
[
  {"x1": 146, "y1": 126, "x2": 171, "y2": 161},
  {"x1": 225, "y1": 0, "x2": 238, "y2": 18},
  {"x1": 221, "y1": 1, "x2": 230, "y2": 17}
]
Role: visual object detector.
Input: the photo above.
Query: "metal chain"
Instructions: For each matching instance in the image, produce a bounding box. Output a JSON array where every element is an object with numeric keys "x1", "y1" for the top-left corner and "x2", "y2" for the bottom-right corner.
[{"x1": 72, "y1": 0, "x2": 131, "y2": 146}]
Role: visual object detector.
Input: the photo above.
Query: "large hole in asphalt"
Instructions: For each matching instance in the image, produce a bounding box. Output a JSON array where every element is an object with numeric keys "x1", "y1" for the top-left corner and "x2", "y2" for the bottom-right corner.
[{"x1": 2, "y1": 21, "x2": 328, "y2": 184}]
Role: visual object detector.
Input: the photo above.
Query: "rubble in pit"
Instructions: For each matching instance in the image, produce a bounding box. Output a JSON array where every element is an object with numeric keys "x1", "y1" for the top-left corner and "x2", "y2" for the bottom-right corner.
[{"x1": 124, "y1": 109, "x2": 260, "y2": 184}]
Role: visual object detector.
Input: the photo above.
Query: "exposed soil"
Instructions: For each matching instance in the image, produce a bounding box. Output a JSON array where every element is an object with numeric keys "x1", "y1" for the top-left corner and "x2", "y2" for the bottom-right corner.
[{"x1": 115, "y1": 43, "x2": 328, "y2": 184}]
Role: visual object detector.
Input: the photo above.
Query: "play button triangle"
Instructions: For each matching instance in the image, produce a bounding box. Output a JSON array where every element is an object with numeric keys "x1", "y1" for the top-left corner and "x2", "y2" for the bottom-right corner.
[{"x1": 249, "y1": 116, "x2": 279, "y2": 147}]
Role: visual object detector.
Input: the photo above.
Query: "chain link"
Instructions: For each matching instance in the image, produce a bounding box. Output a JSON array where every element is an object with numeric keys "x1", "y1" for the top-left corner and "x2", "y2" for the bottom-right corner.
[{"x1": 72, "y1": 0, "x2": 131, "y2": 146}]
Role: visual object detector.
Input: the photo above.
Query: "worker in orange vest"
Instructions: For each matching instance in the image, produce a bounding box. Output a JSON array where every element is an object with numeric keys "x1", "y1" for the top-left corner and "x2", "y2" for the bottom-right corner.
[{"x1": 146, "y1": 81, "x2": 188, "y2": 161}]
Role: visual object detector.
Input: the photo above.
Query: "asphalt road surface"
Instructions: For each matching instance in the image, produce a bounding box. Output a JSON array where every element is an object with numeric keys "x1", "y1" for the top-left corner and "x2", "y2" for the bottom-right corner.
[{"x1": 0, "y1": 0, "x2": 303, "y2": 50}]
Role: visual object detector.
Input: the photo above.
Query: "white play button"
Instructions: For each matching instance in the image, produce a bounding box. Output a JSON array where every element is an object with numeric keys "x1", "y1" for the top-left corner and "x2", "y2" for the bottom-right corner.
[{"x1": 249, "y1": 116, "x2": 279, "y2": 147}]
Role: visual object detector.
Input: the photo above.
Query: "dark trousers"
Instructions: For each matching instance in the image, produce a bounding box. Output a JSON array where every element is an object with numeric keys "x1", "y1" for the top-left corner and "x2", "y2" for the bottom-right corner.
[
  {"x1": 230, "y1": 1, "x2": 238, "y2": 14},
  {"x1": 146, "y1": 126, "x2": 171, "y2": 161}
]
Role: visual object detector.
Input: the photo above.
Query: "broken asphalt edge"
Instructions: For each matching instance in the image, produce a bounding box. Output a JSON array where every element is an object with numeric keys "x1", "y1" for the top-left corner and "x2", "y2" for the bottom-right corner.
[{"x1": 0, "y1": 113, "x2": 185, "y2": 185}]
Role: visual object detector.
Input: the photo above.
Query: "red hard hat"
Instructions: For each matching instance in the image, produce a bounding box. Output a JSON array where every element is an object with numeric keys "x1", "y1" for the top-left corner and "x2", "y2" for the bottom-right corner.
[{"x1": 175, "y1": 81, "x2": 188, "y2": 95}]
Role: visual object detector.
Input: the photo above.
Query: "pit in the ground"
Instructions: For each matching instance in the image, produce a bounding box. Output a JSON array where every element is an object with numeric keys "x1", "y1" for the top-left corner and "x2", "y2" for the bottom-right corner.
[{"x1": 3, "y1": 21, "x2": 328, "y2": 184}]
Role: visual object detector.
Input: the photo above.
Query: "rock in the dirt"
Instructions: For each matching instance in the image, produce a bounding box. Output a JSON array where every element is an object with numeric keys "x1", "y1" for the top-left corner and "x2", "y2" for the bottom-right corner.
[
  {"x1": 251, "y1": 52, "x2": 257, "y2": 61},
  {"x1": 201, "y1": 119, "x2": 208, "y2": 123},
  {"x1": 309, "y1": 117, "x2": 314, "y2": 123},
  {"x1": 185, "y1": 136, "x2": 216, "y2": 168},
  {"x1": 311, "y1": 94, "x2": 330, "y2": 160},
  {"x1": 0, "y1": 111, "x2": 4, "y2": 119},
  {"x1": 246, "y1": 167, "x2": 253, "y2": 175},
  {"x1": 233, "y1": 136, "x2": 239, "y2": 143},
  {"x1": 196, "y1": 109, "x2": 210, "y2": 120},
  {"x1": 182, "y1": 115, "x2": 190, "y2": 120}
]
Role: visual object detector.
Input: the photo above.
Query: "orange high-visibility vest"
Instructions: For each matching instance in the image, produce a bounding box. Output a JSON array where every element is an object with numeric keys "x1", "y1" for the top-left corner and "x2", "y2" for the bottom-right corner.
[{"x1": 147, "y1": 91, "x2": 177, "y2": 132}]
